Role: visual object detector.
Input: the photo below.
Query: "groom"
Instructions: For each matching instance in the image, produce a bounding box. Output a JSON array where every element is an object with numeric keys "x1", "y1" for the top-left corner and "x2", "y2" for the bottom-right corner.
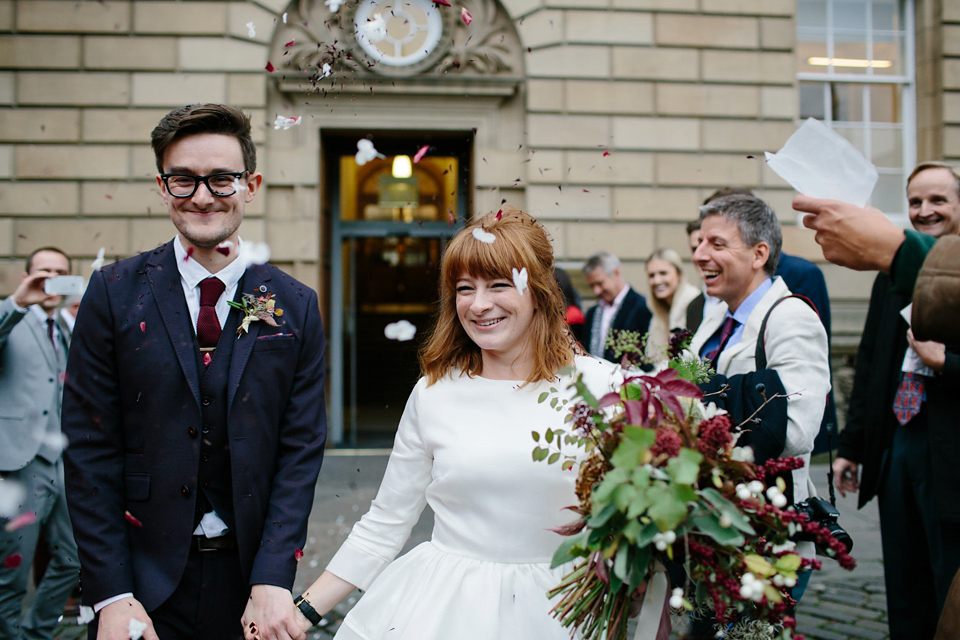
[{"x1": 63, "y1": 104, "x2": 327, "y2": 640}]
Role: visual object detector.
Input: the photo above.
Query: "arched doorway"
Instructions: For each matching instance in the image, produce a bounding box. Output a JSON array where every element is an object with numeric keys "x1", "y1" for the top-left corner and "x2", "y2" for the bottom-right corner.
[{"x1": 266, "y1": 0, "x2": 525, "y2": 445}]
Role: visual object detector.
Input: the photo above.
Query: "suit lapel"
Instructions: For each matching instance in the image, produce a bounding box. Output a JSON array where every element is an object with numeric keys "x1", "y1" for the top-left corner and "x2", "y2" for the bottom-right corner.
[
  {"x1": 24, "y1": 312, "x2": 59, "y2": 373},
  {"x1": 226, "y1": 264, "x2": 272, "y2": 413},
  {"x1": 147, "y1": 242, "x2": 202, "y2": 407}
]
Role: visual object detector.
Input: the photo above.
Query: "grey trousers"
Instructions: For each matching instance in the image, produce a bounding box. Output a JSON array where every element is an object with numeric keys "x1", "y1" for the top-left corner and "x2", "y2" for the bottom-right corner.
[{"x1": 0, "y1": 457, "x2": 80, "y2": 640}]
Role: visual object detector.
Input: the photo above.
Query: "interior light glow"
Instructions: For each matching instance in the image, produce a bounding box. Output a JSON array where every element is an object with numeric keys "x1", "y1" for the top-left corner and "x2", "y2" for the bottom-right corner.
[
  {"x1": 807, "y1": 57, "x2": 893, "y2": 69},
  {"x1": 392, "y1": 155, "x2": 412, "y2": 178}
]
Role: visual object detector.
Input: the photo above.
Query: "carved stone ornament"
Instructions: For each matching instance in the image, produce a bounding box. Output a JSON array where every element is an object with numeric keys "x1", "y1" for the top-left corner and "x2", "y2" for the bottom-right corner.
[{"x1": 275, "y1": 0, "x2": 520, "y2": 79}]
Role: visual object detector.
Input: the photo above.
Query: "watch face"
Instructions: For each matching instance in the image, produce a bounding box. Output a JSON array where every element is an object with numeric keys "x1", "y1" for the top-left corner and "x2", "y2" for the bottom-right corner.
[{"x1": 352, "y1": 0, "x2": 448, "y2": 68}]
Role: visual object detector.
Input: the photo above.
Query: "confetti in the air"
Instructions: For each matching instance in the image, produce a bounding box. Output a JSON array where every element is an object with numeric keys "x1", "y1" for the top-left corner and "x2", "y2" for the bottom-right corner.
[
  {"x1": 90, "y1": 247, "x2": 106, "y2": 271},
  {"x1": 124, "y1": 511, "x2": 143, "y2": 527},
  {"x1": 3, "y1": 553, "x2": 21, "y2": 569},
  {"x1": 433, "y1": 0, "x2": 451, "y2": 5},
  {"x1": 129, "y1": 618, "x2": 148, "y2": 640},
  {"x1": 0, "y1": 481, "x2": 25, "y2": 518},
  {"x1": 77, "y1": 606, "x2": 95, "y2": 625},
  {"x1": 602, "y1": 150, "x2": 611, "y2": 157},
  {"x1": 360, "y1": 14, "x2": 387, "y2": 44},
  {"x1": 461, "y1": 7, "x2": 473, "y2": 25},
  {"x1": 384, "y1": 320, "x2": 417, "y2": 341},
  {"x1": 512, "y1": 267, "x2": 528, "y2": 295},
  {"x1": 216, "y1": 240, "x2": 234, "y2": 256},
  {"x1": 355, "y1": 139, "x2": 384, "y2": 166},
  {"x1": 282, "y1": 12, "x2": 288, "y2": 23},
  {"x1": 246, "y1": 22, "x2": 256, "y2": 38},
  {"x1": 325, "y1": 0, "x2": 344, "y2": 11},
  {"x1": 274, "y1": 115, "x2": 302, "y2": 130},
  {"x1": 140, "y1": 321, "x2": 146, "y2": 333},
  {"x1": 295, "y1": 548, "x2": 304, "y2": 561},
  {"x1": 236, "y1": 241, "x2": 271, "y2": 270},
  {"x1": 472, "y1": 228, "x2": 495, "y2": 244},
  {"x1": 4, "y1": 512, "x2": 36, "y2": 532},
  {"x1": 265, "y1": 61, "x2": 275, "y2": 72},
  {"x1": 413, "y1": 145, "x2": 430, "y2": 163},
  {"x1": 320, "y1": 63, "x2": 333, "y2": 78}
]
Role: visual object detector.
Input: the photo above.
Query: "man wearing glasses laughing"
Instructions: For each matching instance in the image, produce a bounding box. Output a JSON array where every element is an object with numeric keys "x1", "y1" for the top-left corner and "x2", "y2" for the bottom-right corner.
[{"x1": 62, "y1": 104, "x2": 327, "y2": 640}]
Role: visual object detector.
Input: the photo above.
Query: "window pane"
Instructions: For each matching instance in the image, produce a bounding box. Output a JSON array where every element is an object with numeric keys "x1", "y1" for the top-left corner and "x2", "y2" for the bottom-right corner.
[
  {"x1": 833, "y1": 0, "x2": 868, "y2": 30},
  {"x1": 831, "y1": 83, "x2": 865, "y2": 121},
  {"x1": 798, "y1": 0, "x2": 828, "y2": 28},
  {"x1": 871, "y1": 33, "x2": 903, "y2": 75},
  {"x1": 870, "y1": 127, "x2": 903, "y2": 166},
  {"x1": 832, "y1": 36, "x2": 869, "y2": 74},
  {"x1": 798, "y1": 37, "x2": 830, "y2": 73},
  {"x1": 799, "y1": 83, "x2": 827, "y2": 119},
  {"x1": 833, "y1": 126, "x2": 865, "y2": 154},
  {"x1": 869, "y1": 84, "x2": 900, "y2": 122},
  {"x1": 872, "y1": 0, "x2": 900, "y2": 31},
  {"x1": 871, "y1": 171, "x2": 906, "y2": 216}
]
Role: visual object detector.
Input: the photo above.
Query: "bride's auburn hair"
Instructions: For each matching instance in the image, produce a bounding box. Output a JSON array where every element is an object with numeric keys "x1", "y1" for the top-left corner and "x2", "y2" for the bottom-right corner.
[{"x1": 420, "y1": 206, "x2": 573, "y2": 385}]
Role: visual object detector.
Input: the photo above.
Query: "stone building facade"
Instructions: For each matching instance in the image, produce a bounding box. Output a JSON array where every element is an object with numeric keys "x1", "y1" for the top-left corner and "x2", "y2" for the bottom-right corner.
[{"x1": 0, "y1": 0, "x2": 956, "y2": 443}]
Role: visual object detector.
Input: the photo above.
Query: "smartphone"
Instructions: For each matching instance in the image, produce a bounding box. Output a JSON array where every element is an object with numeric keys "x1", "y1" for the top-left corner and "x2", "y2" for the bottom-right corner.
[{"x1": 44, "y1": 276, "x2": 85, "y2": 296}]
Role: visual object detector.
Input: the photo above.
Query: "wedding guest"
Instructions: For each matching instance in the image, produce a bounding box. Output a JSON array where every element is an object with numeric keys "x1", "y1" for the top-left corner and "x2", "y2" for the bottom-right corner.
[
  {"x1": 582, "y1": 251, "x2": 652, "y2": 362},
  {"x1": 644, "y1": 248, "x2": 699, "y2": 361},
  {"x1": 252, "y1": 208, "x2": 620, "y2": 640}
]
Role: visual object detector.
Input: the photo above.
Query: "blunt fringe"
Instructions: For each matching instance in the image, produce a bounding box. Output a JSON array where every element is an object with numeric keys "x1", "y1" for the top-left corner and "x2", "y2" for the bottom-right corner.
[
  {"x1": 419, "y1": 207, "x2": 573, "y2": 386},
  {"x1": 151, "y1": 104, "x2": 257, "y2": 173}
]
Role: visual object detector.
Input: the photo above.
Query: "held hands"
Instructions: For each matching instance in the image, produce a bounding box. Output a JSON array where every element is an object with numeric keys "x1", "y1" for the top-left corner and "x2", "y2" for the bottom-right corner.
[
  {"x1": 907, "y1": 328, "x2": 946, "y2": 373},
  {"x1": 832, "y1": 457, "x2": 860, "y2": 497},
  {"x1": 241, "y1": 584, "x2": 306, "y2": 640},
  {"x1": 97, "y1": 597, "x2": 159, "y2": 640},
  {"x1": 794, "y1": 195, "x2": 905, "y2": 272},
  {"x1": 12, "y1": 269, "x2": 59, "y2": 309}
]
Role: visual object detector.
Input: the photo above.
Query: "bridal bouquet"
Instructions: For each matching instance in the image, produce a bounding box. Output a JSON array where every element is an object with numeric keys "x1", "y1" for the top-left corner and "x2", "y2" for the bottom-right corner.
[{"x1": 532, "y1": 333, "x2": 854, "y2": 640}]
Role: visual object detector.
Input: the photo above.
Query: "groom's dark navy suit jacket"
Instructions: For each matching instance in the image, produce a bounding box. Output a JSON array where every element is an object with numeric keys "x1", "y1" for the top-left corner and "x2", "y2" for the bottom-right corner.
[{"x1": 62, "y1": 241, "x2": 327, "y2": 611}]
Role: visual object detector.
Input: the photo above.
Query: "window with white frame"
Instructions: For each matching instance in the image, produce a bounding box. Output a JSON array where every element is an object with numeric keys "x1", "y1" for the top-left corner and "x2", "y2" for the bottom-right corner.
[{"x1": 797, "y1": 0, "x2": 915, "y2": 220}]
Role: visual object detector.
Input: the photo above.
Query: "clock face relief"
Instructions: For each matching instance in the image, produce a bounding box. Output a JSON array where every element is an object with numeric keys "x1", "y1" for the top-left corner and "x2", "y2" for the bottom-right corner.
[{"x1": 353, "y1": 0, "x2": 446, "y2": 67}]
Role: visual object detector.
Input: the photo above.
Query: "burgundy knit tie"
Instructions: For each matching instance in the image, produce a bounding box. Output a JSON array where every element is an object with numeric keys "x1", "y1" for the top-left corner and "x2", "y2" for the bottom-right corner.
[
  {"x1": 705, "y1": 316, "x2": 738, "y2": 367},
  {"x1": 197, "y1": 277, "x2": 225, "y2": 360}
]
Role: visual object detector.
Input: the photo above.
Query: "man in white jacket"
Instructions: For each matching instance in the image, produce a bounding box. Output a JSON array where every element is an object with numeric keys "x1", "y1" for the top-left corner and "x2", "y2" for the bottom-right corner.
[{"x1": 689, "y1": 193, "x2": 831, "y2": 604}]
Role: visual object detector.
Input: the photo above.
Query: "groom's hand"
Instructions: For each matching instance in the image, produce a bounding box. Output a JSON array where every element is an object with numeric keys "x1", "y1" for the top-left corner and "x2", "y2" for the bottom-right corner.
[
  {"x1": 97, "y1": 597, "x2": 159, "y2": 640},
  {"x1": 242, "y1": 584, "x2": 306, "y2": 640}
]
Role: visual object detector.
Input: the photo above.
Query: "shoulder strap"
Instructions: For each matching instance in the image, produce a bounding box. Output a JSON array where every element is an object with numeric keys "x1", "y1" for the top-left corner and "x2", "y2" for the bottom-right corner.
[{"x1": 754, "y1": 294, "x2": 818, "y2": 370}]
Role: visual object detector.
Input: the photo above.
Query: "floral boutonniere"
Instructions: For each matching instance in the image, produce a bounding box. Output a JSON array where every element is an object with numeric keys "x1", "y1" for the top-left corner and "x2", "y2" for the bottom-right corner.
[{"x1": 228, "y1": 289, "x2": 284, "y2": 337}]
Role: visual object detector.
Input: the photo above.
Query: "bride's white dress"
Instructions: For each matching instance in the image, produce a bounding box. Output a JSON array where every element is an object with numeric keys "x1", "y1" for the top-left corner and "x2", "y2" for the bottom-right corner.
[{"x1": 326, "y1": 355, "x2": 620, "y2": 639}]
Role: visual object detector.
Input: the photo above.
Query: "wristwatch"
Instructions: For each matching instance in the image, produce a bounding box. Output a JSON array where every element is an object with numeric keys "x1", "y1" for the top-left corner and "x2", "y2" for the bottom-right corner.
[{"x1": 294, "y1": 594, "x2": 322, "y2": 627}]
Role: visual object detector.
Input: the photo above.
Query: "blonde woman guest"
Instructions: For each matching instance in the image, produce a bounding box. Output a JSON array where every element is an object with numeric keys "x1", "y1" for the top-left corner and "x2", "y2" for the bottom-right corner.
[
  {"x1": 645, "y1": 249, "x2": 700, "y2": 362},
  {"x1": 245, "y1": 208, "x2": 620, "y2": 640}
]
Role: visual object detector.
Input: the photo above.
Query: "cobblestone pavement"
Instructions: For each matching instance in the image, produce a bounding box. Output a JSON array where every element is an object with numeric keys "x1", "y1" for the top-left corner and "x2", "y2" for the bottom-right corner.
[{"x1": 53, "y1": 456, "x2": 889, "y2": 639}]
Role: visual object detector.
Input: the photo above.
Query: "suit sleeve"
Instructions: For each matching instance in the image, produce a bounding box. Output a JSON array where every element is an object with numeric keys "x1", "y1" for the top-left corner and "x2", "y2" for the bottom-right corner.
[
  {"x1": 61, "y1": 268, "x2": 135, "y2": 604},
  {"x1": 764, "y1": 298, "x2": 830, "y2": 458},
  {"x1": 249, "y1": 288, "x2": 327, "y2": 589},
  {"x1": 0, "y1": 297, "x2": 27, "y2": 355},
  {"x1": 838, "y1": 275, "x2": 886, "y2": 463}
]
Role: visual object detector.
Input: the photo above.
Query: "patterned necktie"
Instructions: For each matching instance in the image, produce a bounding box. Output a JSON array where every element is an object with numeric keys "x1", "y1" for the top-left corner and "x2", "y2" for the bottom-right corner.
[
  {"x1": 705, "y1": 316, "x2": 738, "y2": 367},
  {"x1": 196, "y1": 277, "x2": 226, "y2": 362},
  {"x1": 893, "y1": 371, "x2": 926, "y2": 425}
]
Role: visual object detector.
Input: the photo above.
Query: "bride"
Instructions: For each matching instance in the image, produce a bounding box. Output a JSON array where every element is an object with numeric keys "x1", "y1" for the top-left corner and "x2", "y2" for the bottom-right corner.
[{"x1": 245, "y1": 207, "x2": 621, "y2": 640}]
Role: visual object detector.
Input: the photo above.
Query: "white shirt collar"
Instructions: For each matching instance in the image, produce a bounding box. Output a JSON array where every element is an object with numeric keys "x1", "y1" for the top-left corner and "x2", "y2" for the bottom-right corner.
[
  {"x1": 172, "y1": 236, "x2": 246, "y2": 292},
  {"x1": 601, "y1": 284, "x2": 630, "y2": 310}
]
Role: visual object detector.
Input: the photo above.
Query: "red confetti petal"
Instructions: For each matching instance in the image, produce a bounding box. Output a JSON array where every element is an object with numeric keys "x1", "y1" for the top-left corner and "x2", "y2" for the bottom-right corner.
[
  {"x1": 433, "y1": 0, "x2": 451, "y2": 5},
  {"x1": 265, "y1": 61, "x2": 275, "y2": 72},
  {"x1": 203, "y1": 352, "x2": 212, "y2": 367},
  {"x1": 294, "y1": 548, "x2": 304, "y2": 561},
  {"x1": 184, "y1": 247, "x2": 195, "y2": 263},
  {"x1": 5, "y1": 512, "x2": 37, "y2": 532},
  {"x1": 602, "y1": 150, "x2": 611, "y2": 157},
  {"x1": 124, "y1": 510, "x2": 143, "y2": 527},
  {"x1": 3, "y1": 553, "x2": 22, "y2": 569},
  {"x1": 461, "y1": 7, "x2": 472, "y2": 25},
  {"x1": 140, "y1": 321, "x2": 146, "y2": 333},
  {"x1": 216, "y1": 245, "x2": 231, "y2": 257},
  {"x1": 284, "y1": 40, "x2": 295, "y2": 47},
  {"x1": 413, "y1": 145, "x2": 429, "y2": 163}
]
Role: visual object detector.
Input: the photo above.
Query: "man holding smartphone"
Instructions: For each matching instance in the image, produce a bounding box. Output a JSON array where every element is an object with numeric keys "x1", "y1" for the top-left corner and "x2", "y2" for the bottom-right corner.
[{"x1": 0, "y1": 246, "x2": 80, "y2": 639}]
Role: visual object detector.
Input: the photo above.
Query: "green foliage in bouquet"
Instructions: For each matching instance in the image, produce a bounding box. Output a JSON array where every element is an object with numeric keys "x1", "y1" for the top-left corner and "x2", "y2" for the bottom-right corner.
[{"x1": 533, "y1": 330, "x2": 854, "y2": 640}]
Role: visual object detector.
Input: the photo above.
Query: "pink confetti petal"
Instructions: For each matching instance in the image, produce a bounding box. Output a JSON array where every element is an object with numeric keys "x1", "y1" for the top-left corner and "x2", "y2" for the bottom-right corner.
[
  {"x1": 203, "y1": 352, "x2": 212, "y2": 367},
  {"x1": 413, "y1": 145, "x2": 430, "y2": 163},
  {"x1": 602, "y1": 150, "x2": 611, "y2": 157},
  {"x1": 139, "y1": 322, "x2": 146, "y2": 333},
  {"x1": 284, "y1": 40, "x2": 295, "y2": 47},
  {"x1": 461, "y1": 7, "x2": 472, "y2": 25},
  {"x1": 3, "y1": 553, "x2": 22, "y2": 569},
  {"x1": 294, "y1": 548, "x2": 304, "y2": 561},
  {"x1": 433, "y1": 0, "x2": 451, "y2": 5},
  {"x1": 265, "y1": 61, "x2": 276, "y2": 72},
  {"x1": 184, "y1": 246, "x2": 195, "y2": 263},
  {"x1": 5, "y1": 512, "x2": 37, "y2": 532},
  {"x1": 124, "y1": 510, "x2": 143, "y2": 527}
]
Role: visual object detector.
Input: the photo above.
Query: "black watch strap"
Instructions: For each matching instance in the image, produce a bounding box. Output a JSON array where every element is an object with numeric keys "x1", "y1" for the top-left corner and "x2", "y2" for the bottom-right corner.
[{"x1": 294, "y1": 595, "x2": 322, "y2": 626}]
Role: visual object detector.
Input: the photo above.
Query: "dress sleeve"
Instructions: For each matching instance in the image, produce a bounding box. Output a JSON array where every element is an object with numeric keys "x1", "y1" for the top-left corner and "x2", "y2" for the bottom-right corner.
[{"x1": 325, "y1": 379, "x2": 433, "y2": 590}]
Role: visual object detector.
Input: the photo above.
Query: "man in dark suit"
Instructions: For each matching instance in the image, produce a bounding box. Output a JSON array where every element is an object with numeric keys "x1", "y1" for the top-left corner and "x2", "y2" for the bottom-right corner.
[
  {"x1": 63, "y1": 105, "x2": 327, "y2": 640},
  {"x1": 581, "y1": 251, "x2": 652, "y2": 362},
  {"x1": 835, "y1": 161, "x2": 960, "y2": 639},
  {"x1": 0, "y1": 247, "x2": 80, "y2": 639}
]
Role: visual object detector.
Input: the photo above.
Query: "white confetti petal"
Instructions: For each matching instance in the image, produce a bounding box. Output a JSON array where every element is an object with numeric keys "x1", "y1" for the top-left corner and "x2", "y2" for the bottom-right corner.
[
  {"x1": 471, "y1": 228, "x2": 495, "y2": 244},
  {"x1": 90, "y1": 247, "x2": 106, "y2": 271},
  {"x1": 325, "y1": 0, "x2": 344, "y2": 11},
  {"x1": 355, "y1": 139, "x2": 383, "y2": 166},
  {"x1": 273, "y1": 115, "x2": 302, "y2": 130},
  {"x1": 384, "y1": 320, "x2": 417, "y2": 342},
  {"x1": 0, "y1": 480, "x2": 25, "y2": 518},
  {"x1": 246, "y1": 22, "x2": 256, "y2": 38},
  {"x1": 320, "y1": 63, "x2": 333, "y2": 78},
  {"x1": 360, "y1": 14, "x2": 387, "y2": 44},
  {"x1": 76, "y1": 606, "x2": 95, "y2": 625},
  {"x1": 236, "y1": 241, "x2": 271, "y2": 270},
  {"x1": 129, "y1": 618, "x2": 148, "y2": 640},
  {"x1": 282, "y1": 12, "x2": 288, "y2": 23},
  {"x1": 511, "y1": 267, "x2": 528, "y2": 295}
]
